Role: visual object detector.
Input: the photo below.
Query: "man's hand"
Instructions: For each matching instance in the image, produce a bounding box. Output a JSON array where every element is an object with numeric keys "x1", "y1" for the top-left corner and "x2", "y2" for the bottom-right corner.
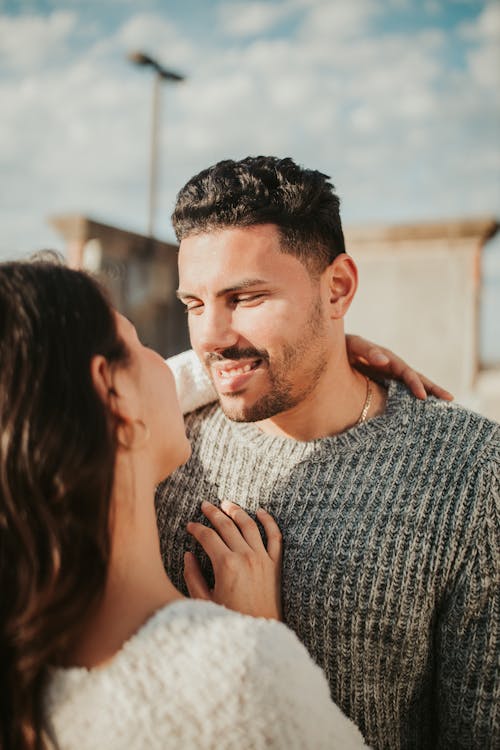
[
  {"x1": 346, "y1": 334, "x2": 454, "y2": 401},
  {"x1": 184, "y1": 500, "x2": 282, "y2": 620}
]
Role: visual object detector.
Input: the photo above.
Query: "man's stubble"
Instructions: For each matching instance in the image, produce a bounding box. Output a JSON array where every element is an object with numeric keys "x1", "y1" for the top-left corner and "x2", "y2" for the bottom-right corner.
[{"x1": 213, "y1": 297, "x2": 330, "y2": 423}]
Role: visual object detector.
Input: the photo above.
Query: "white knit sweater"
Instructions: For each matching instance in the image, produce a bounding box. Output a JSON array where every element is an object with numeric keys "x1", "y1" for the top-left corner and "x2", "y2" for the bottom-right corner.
[
  {"x1": 44, "y1": 600, "x2": 367, "y2": 749},
  {"x1": 167, "y1": 349, "x2": 216, "y2": 414}
]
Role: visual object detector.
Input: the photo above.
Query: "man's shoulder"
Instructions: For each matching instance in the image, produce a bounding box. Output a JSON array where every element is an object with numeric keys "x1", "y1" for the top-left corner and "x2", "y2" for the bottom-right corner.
[{"x1": 400, "y1": 383, "x2": 499, "y2": 466}]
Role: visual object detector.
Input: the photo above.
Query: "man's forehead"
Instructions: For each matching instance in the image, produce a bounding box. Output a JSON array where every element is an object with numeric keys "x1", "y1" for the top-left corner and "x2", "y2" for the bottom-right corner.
[
  {"x1": 179, "y1": 225, "x2": 282, "y2": 272},
  {"x1": 177, "y1": 227, "x2": 310, "y2": 299}
]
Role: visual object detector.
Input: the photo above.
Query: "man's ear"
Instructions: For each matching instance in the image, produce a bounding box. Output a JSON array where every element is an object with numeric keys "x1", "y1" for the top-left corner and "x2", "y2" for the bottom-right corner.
[{"x1": 323, "y1": 253, "x2": 358, "y2": 319}]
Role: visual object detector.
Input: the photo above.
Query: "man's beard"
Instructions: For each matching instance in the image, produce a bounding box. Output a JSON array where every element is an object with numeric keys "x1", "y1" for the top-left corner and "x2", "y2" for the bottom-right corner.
[{"x1": 204, "y1": 299, "x2": 329, "y2": 423}]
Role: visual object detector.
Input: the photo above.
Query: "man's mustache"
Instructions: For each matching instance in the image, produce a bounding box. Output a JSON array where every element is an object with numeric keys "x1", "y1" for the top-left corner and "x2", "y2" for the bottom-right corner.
[{"x1": 205, "y1": 347, "x2": 269, "y2": 366}]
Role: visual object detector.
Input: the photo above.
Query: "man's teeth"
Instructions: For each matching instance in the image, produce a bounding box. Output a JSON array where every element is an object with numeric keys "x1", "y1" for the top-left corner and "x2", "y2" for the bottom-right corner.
[{"x1": 218, "y1": 363, "x2": 255, "y2": 378}]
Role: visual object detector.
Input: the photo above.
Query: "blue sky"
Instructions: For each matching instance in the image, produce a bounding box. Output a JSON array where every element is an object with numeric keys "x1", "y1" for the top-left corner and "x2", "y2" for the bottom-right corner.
[{"x1": 1, "y1": 0, "x2": 499, "y2": 360}]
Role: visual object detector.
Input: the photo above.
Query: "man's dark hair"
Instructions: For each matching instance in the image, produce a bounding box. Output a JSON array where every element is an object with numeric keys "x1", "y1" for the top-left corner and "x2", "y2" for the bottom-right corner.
[{"x1": 172, "y1": 156, "x2": 346, "y2": 274}]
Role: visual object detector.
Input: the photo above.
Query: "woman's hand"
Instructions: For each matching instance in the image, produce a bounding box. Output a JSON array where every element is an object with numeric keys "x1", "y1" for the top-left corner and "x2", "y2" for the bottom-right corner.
[
  {"x1": 184, "y1": 500, "x2": 282, "y2": 620},
  {"x1": 346, "y1": 334, "x2": 454, "y2": 401}
]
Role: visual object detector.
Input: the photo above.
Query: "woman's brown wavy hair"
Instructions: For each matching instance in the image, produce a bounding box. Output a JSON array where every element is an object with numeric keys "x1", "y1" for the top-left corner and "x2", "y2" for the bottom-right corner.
[{"x1": 0, "y1": 260, "x2": 129, "y2": 749}]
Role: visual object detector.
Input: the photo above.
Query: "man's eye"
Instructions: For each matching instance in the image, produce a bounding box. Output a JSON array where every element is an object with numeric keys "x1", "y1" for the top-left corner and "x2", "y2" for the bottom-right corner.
[
  {"x1": 233, "y1": 294, "x2": 265, "y2": 305},
  {"x1": 184, "y1": 302, "x2": 203, "y2": 314}
]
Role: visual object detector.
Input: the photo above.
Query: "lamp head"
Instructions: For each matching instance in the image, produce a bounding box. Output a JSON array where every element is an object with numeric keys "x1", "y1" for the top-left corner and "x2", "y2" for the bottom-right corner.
[{"x1": 128, "y1": 51, "x2": 185, "y2": 82}]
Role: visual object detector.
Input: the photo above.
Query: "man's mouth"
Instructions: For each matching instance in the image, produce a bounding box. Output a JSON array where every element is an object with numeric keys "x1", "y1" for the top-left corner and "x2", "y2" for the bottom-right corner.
[
  {"x1": 215, "y1": 359, "x2": 262, "y2": 378},
  {"x1": 210, "y1": 358, "x2": 263, "y2": 393}
]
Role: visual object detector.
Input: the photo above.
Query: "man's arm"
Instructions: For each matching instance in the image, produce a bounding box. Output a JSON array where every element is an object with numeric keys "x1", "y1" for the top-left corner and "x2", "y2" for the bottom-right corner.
[
  {"x1": 167, "y1": 339, "x2": 453, "y2": 416},
  {"x1": 435, "y1": 449, "x2": 499, "y2": 748}
]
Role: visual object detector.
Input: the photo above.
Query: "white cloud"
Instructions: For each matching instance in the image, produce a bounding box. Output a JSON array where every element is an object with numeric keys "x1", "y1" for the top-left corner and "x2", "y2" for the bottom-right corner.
[
  {"x1": 459, "y1": 0, "x2": 500, "y2": 41},
  {"x1": 298, "y1": 0, "x2": 380, "y2": 40},
  {"x1": 0, "y1": 11, "x2": 77, "y2": 70},
  {"x1": 0, "y1": 0, "x2": 498, "y2": 257},
  {"x1": 217, "y1": 1, "x2": 296, "y2": 37},
  {"x1": 458, "y1": 2, "x2": 500, "y2": 90}
]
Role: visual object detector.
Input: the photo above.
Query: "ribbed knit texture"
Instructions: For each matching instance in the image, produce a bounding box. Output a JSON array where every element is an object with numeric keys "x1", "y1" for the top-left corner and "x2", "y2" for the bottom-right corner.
[
  {"x1": 156, "y1": 381, "x2": 499, "y2": 750},
  {"x1": 44, "y1": 600, "x2": 366, "y2": 749}
]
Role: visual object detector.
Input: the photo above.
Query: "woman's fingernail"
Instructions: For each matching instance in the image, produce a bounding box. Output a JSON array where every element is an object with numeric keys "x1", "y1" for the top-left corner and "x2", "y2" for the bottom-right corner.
[{"x1": 371, "y1": 351, "x2": 389, "y2": 364}]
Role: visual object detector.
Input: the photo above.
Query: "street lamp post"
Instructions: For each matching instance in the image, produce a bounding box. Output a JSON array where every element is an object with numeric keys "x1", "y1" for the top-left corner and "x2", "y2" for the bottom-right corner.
[{"x1": 128, "y1": 52, "x2": 185, "y2": 238}]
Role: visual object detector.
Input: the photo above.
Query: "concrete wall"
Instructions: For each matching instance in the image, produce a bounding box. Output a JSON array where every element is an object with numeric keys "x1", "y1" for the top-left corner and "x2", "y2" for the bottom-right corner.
[{"x1": 344, "y1": 218, "x2": 498, "y2": 420}]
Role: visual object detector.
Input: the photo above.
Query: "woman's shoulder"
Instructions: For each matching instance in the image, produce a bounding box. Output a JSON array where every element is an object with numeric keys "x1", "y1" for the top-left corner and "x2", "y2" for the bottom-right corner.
[
  {"x1": 45, "y1": 600, "x2": 367, "y2": 749},
  {"x1": 128, "y1": 599, "x2": 294, "y2": 665},
  {"x1": 46, "y1": 599, "x2": 263, "y2": 698},
  {"x1": 43, "y1": 601, "x2": 296, "y2": 749}
]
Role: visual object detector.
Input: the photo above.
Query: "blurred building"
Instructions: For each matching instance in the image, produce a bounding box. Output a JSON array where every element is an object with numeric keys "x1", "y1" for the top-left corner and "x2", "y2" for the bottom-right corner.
[
  {"x1": 51, "y1": 213, "x2": 499, "y2": 422},
  {"x1": 345, "y1": 216, "x2": 499, "y2": 421},
  {"x1": 50, "y1": 215, "x2": 190, "y2": 357}
]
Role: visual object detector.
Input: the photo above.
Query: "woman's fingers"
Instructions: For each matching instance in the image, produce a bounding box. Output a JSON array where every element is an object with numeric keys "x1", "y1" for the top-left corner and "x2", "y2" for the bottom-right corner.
[
  {"x1": 199, "y1": 501, "x2": 249, "y2": 553},
  {"x1": 346, "y1": 334, "x2": 387, "y2": 366},
  {"x1": 346, "y1": 334, "x2": 454, "y2": 401},
  {"x1": 186, "y1": 501, "x2": 283, "y2": 620},
  {"x1": 256, "y1": 507, "x2": 282, "y2": 563},
  {"x1": 187, "y1": 500, "x2": 282, "y2": 562},
  {"x1": 188, "y1": 500, "x2": 281, "y2": 562},
  {"x1": 219, "y1": 500, "x2": 266, "y2": 551},
  {"x1": 395, "y1": 364, "x2": 427, "y2": 400},
  {"x1": 183, "y1": 551, "x2": 212, "y2": 601},
  {"x1": 417, "y1": 374, "x2": 454, "y2": 401},
  {"x1": 186, "y1": 519, "x2": 232, "y2": 565}
]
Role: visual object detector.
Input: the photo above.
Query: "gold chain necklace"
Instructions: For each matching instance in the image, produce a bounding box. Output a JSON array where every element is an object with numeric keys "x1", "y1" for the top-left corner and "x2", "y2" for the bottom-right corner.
[{"x1": 356, "y1": 376, "x2": 373, "y2": 425}]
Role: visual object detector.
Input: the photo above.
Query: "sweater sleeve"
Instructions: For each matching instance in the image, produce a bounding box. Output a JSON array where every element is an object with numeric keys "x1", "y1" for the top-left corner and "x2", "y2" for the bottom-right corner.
[
  {"x1": 435, "y1": 447, "x2": 499, "y2": 749},
  {"x1": 242, "y1": 619, "x2": 369, "y2": 750},
  {"x1": 166, "y1": 349, "x2": 217, "y2": 415}
]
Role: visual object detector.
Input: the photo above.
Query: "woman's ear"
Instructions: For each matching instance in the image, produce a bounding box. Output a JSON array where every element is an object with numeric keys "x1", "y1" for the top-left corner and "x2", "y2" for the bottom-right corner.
[
  {"x1": 90, "y1": 355, "x2": 129, "y2": 423},
  {"x1": 322, "y1": 253, "x2": 358, "y2": 319},
  {"x1": 90, "y1": 355, "x2": 115, "y2": 404},
  {"x1": 91, "y1": 355, "x2": 142, "y2": 450}
]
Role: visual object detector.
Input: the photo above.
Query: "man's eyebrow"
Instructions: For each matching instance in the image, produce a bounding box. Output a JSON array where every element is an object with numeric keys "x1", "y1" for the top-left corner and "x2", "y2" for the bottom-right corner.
[{"x1": 176, "y1": 278, "x2": 269, "y2": 300}]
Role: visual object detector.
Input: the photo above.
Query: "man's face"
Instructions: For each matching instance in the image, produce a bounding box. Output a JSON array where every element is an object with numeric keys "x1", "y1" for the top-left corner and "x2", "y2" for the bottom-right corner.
[{"x1": 177, "y1": 224, "x2": 332, "y2": 422}]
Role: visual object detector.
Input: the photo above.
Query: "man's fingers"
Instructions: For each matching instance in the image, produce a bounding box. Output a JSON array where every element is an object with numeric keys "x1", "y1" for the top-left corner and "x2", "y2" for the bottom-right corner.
[
  {"x1": 256, "y1": 507, "x2": 282, "y2": 563},
  {"x1": 183, "y1": 551, "x2": 212, "y2": 601}
]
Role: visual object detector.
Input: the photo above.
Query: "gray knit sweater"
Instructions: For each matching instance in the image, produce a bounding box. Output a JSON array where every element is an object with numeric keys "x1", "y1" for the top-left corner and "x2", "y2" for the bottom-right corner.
[{"x1": 156, "y1": 381, "x2": 499, "y2": 750}]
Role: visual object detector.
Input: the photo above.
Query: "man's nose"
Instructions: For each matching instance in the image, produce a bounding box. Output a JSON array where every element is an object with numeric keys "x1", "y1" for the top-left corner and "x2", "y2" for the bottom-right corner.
[{"x1": 191, "y1": 305, "x2": 238, "y2": 354}]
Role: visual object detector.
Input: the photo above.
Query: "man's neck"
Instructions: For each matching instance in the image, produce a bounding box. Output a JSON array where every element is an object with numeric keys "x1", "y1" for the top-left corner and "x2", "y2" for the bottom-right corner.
[{"x1": 256, "y1": 354, "x2": 387, "y2": 441}]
